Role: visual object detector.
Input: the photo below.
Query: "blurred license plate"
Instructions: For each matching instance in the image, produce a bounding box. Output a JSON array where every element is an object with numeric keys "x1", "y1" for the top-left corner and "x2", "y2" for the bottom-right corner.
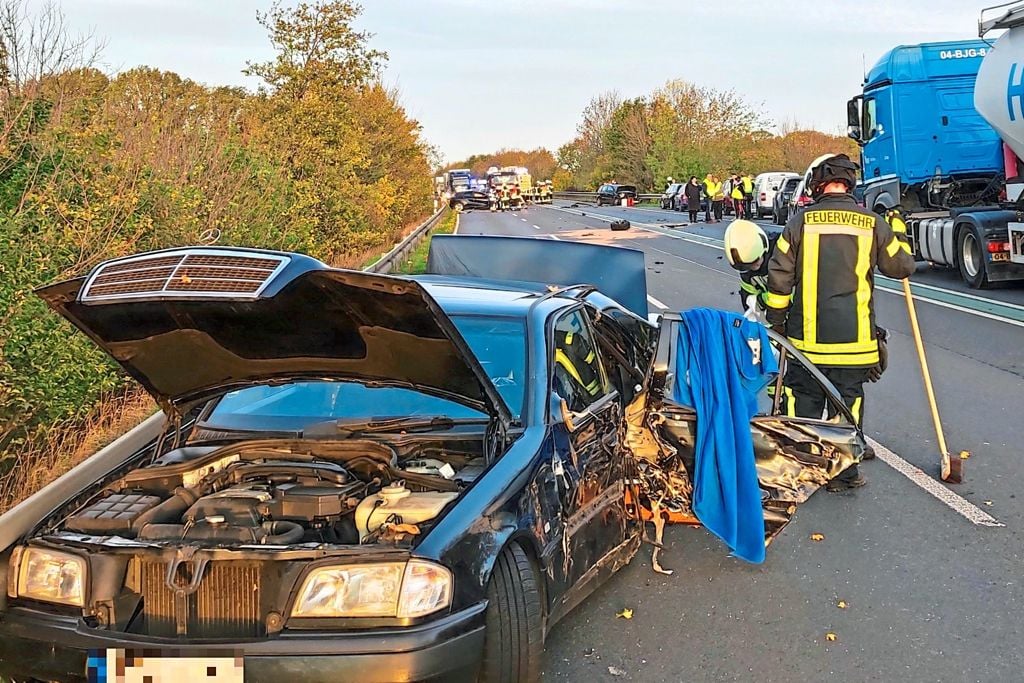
[
  {"x1": 992, "y1": 252, "x2": 1010, "y2": 262},
  {"x1": 87, "y1": 650, "x2": 243, "y2": 682}
]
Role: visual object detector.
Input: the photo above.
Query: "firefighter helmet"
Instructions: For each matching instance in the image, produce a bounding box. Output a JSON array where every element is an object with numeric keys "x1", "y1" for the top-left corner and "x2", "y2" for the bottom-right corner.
[
  {"x1": 724, "y1": 219, "x2": 769, "y2": 272},
  {"x1": 805, "y1": 153, "x2": 859, "y2": 197}
]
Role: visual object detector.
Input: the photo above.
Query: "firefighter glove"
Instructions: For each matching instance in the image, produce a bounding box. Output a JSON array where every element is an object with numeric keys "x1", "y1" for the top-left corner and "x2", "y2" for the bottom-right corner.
[{"x1": 868, "y1": 326, "x2": 889, "y2": 383}]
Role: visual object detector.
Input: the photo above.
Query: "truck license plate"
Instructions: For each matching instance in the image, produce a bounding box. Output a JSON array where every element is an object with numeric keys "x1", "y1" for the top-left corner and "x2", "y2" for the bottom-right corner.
[
  {"x1": 991, "y1": 252, "x2": 1010, "y2": 262},
  {"x1": 87, "y1": 650, "x2": 243, "y2": 682}
]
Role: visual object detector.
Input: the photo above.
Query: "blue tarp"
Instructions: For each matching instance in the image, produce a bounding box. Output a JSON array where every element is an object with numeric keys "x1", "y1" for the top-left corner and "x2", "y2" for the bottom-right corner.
[{"x1": 672, "y1": 308, "x2": 778, "y2": 564}]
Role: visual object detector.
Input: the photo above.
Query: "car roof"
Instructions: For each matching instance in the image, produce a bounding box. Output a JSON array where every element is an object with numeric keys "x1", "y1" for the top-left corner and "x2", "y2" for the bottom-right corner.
[{"x1": 413, "y1": 274, "x2": 577, "y2": 318}]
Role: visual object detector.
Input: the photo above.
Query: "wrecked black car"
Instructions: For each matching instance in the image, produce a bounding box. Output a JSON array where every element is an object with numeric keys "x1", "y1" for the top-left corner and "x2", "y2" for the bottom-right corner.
[{"x1": 0, "y1": 237, "x2": 865, "y2": 682}]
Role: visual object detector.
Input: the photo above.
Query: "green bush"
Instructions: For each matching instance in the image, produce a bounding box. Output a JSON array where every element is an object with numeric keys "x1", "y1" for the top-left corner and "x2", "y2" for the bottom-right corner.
[{"x1": 0, "y1": 2, "x2": 432, "y2": 470}]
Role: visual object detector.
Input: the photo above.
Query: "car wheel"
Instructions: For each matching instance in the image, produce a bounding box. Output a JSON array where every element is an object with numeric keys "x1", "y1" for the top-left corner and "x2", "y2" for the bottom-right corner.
[
  {"x1": 453, "y1": 202, "x2": 465, "y2": 213},
  {"x1": 957, "y1": 227, "x2": 990, "y2": 289},
  {"x1": 479, "y1": 543, "x2": 543, "y2": 683}
]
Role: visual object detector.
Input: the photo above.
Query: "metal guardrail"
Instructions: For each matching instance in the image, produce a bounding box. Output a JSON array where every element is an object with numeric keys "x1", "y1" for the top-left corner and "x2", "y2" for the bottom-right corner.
[
  {"x1": 365, "y1": 207, "x2": 447, "y2": 274},
  {"x1": 553, "y1": 191, "x2": 662, "y2": 204}
]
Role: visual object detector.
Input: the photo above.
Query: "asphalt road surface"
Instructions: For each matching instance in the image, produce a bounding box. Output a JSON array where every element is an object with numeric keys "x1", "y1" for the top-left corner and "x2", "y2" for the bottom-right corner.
[{"x1": 456, "y1": 201, "x2": 1024, "y2": 682}]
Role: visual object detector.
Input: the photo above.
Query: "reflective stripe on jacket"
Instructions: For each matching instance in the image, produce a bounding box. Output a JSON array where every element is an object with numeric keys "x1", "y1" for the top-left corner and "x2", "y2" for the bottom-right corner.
[{"x1": 764, "y1": 194, "x2": 915, "y2": 367}]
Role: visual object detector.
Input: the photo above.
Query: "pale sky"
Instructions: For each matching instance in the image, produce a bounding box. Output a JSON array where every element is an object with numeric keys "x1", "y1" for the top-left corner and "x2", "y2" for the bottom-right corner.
[{"x1": 58, "y1": 0, "x2": 981, "y2": 163}]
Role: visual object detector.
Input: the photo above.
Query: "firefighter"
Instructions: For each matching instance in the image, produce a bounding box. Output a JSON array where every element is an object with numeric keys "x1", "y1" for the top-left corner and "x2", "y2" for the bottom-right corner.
[
  {"x1": 764, "y1": 153, "x2": 915, "y2": 490},
  {"x1": 553, "y1": 326, "x2": 603, "y2": 409},
  {"x1": 724, "y1": 219, "x2": 778, "y2": 320}
]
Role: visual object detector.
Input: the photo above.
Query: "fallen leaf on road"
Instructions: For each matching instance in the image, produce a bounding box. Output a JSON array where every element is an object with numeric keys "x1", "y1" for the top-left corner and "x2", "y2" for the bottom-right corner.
[
  {"x1": 837, "y1": 600, "x2": 847, "y2": 609},
  {"x1": 959, "y1": 450, "x2": 971, "y2": 460},
  {"x1": 608, "y1": 666, "x2": 627, "y2": 677},
  {"x1": 825, "y1": 632, "x2": 837, "y2": 642},
  {"x1": 616, "y1": 608, "x2": 634, "y2": 620},
  {"x1": 810, "y1": 533, "x2": 825, "y2": 541}
]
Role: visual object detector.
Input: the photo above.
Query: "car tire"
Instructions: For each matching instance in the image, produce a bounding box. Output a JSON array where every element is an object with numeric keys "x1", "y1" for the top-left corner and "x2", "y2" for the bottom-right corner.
[
  {"x1": 479, "y1": 543, "x2": 544, "y2": 683},
  {"x1": 957, "y1": 226, "x2": 991, "y2": 289},
  {"x1": 453, "y1": 202, "x2": 465, "y2": 213}
]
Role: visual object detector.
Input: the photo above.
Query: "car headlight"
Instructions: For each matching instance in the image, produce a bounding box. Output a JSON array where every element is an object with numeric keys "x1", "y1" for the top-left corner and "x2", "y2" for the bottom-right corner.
[
  {"x1": 10, "y1": 547, "x2": 87, "y2": 607},
  {"x1": 291, "y1": 560, "x2": 451, "y2": 619}
]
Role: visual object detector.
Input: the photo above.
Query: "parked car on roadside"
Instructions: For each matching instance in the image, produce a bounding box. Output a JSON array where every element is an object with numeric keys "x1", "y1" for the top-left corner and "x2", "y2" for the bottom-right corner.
[
  {"x1": 753, "y1": 172, "x2": 800, "y2": 218},
  {"x1": 449, "y1": 190, "x2": 490, "y2": 212},
  {"x1": 596, "y1": 184, "x2": 638, "y2": 206},
  {"x1": 772, "y1": 176, "x2": 803, "y2": 224},
  {"x1": 660, "y1": 183, "x2": 684, "y2": 209},
  {"x1": 786, "y1": 178, "x2": 815, "y2": 218},
  {"x1": 0, "y1": 238, "x2": 867, "y2": 683},
  {"x1": 675, "y1": 192, "x2": 707, "y2": 213}
]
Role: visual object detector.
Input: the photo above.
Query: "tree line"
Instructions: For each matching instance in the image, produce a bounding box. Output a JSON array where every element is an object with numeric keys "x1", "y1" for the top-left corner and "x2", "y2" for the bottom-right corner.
[
  {"x1": 556, "y1": 81, "x2": 858, "y2": 191},
  {"x1": 0, "y1": 1, "x2": 433, "y2": 477},
  {"x1": 444, "y1": 147, "x2": 558, "y2": 183}
]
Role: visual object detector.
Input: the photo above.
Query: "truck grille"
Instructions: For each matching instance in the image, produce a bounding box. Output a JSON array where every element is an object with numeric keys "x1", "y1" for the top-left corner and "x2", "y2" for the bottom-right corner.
[
  {"x1": 81, "y1": 249, "x2": 288, "y2": 302},
  {"x1": 138, "y1": 560, "x2": 264, "y2": 639}
]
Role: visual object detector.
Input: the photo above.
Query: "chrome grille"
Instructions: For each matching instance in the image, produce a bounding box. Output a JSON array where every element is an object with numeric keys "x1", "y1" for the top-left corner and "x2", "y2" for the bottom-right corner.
[
  {"x1": 81, "y1": 249, "x2": 288, "y2": 302},
  {"x1": 138, "y1": 560, "x2": 264, "y2": 638}
]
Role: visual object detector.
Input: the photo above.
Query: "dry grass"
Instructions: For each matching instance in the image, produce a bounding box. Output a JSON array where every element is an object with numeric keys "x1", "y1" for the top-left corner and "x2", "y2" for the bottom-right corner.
[{"x1": 0, "y1": 388, "x2": 156, "y2": 515}]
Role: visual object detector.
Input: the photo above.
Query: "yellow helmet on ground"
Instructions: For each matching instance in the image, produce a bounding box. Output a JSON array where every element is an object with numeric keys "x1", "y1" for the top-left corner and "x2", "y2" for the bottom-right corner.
[{"x1": 724, "y1": 219, "x2": 769, "y2": 271}]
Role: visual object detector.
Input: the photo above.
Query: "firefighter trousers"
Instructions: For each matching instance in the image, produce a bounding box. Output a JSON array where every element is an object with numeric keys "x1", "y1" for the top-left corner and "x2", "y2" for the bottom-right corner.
[{"x1": 783, "y1": 363, "x2": 868, "y2": 427}]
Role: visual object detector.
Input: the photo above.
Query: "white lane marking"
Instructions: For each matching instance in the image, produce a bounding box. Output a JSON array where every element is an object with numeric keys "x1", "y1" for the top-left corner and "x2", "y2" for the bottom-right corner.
[
  {"x1": 646, "y1": 294, "x2": 669, "y2": 310},
  {"x1": 548, "y1": 235, "x2": 561, "y2": 240},
  {"x1": 532, "y1": 224, "x2": 541, "y2": 229},
  {"x1": 881, "y1": 291, "x2": 1024, "y2": 329},
  {"x1": 521, "y1": 218, "x2": 528, "y2": 222},
  {"x1": 867, "y1": 437, "x2": 1003, "y2": 527},
  {"x1": 879, "y1": 276, "x2": 1024, "y2": 311}
]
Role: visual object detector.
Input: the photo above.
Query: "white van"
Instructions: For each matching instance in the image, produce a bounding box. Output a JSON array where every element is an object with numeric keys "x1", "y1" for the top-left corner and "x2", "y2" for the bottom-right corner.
[{"x1": 753, "y1": 172, "x2": 799, "y2": 218}]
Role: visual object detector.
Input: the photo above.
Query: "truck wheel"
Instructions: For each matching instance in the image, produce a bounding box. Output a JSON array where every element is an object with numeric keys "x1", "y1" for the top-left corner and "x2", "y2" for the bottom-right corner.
[
  {"x1": 479, "y1": 543, "x2": 543, "y2": 683},
  {"x1": 957, "y1": 228, "x2": 990, "y2": 289}
]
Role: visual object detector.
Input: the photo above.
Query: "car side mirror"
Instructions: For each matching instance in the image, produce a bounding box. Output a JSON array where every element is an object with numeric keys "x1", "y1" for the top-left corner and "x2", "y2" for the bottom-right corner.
[{"x1": 847, "y1": 96, "x2": 864, "y2": 145}]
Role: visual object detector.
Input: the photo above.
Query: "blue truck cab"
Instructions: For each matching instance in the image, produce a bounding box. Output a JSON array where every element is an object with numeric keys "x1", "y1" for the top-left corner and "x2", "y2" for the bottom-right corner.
[{"x1": 849, "y1": 40, "x2": 1004, "y2": 213}]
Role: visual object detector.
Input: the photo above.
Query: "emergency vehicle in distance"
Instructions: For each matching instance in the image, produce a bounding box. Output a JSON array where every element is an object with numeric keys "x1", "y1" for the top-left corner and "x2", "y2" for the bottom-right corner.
[{"x1": 845, "y1": 3, "x2": 1024, "y2": 288}]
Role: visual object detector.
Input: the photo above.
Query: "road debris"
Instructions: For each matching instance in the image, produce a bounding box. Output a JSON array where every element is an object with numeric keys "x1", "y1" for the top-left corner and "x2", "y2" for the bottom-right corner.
[
  {"x1": 825, "y1": 632, "x2": 837, "y2": 642},
  {"x1": 837, "y1": 600, "x2": 848, "y2": 609},
  {"x1": 810, "y1": 533, "x2": 825, "y2": 541},
  {"x1": 616, "y1": 608, "x2": 634, "y2": 620},
  {"x1": 984, "y1": 500, "x2": 993, "y2": 506},
  {"x1": 959, "y1": 450, "x2": 971, "y2": 459},
  {"x1": 649, "y1": 500, "x2": 674, "y2": 575},
  {"x1": 607, "y1": 665, "x2": 627, "y2": 677}
]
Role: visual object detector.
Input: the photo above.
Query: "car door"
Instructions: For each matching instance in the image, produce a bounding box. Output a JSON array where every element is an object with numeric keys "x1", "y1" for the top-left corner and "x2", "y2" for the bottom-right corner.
[
  {"x1": 643, "y1": 313, "x2": 866, "y2": 537},
  {"x1": 546, "y1": 306, "x2": 633, "y2": 590}
]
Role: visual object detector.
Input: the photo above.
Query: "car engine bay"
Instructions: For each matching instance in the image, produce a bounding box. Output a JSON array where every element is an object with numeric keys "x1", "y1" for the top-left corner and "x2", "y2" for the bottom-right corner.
[{"x1": 55, "y1": 439, "x2": 486, "y2": 549}]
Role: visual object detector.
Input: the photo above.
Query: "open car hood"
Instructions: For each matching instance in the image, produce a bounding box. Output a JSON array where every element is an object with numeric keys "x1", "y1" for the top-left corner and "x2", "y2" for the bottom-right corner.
[{"x1": 36, "y1": 247, "x2": 513, "y2": 425}]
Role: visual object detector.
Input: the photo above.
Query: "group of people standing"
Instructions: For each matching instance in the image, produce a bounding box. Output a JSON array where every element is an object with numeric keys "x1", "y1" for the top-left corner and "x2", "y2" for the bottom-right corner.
[{"x1": 678, "y1": 172, "x2": 755, "y2": 224}]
